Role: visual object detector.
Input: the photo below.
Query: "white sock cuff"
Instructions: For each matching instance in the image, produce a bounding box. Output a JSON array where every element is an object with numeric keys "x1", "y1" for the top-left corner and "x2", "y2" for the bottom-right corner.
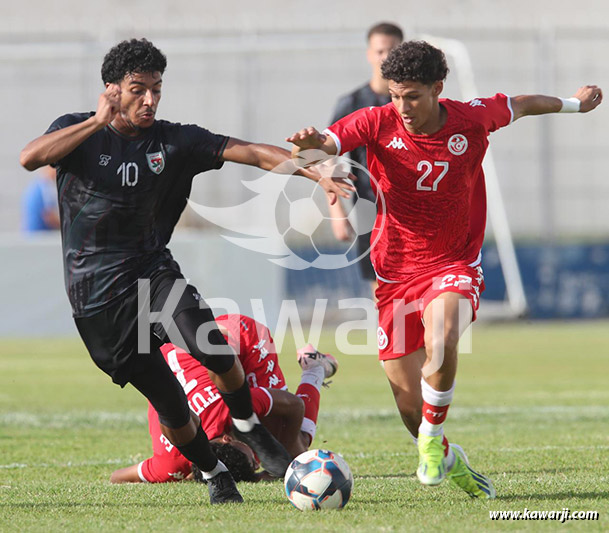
[
  {"x1": 419, "y1": 419, "x2": 444, "y2": 437},
  {"x1": 421, "y1": 378, "x2": 455, "y2": 407},
  {"x1": 300, "y1": 366, "x2": 325, "y2": 390},
  {"x1": 202, "y1": 460, "x2": 228, "y2": 480},
  {"x1": 300, "y1": 417, "x2": 317, "y2": 441},
  {"x1": 232, "y1": 412, "x2": 260, "y2": 432}
]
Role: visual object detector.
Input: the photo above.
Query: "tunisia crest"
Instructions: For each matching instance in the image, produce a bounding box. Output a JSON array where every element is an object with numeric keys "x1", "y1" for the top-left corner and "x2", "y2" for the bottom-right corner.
[{"x1": 448, "y1": 134, "x2": 468, "y2": 156}]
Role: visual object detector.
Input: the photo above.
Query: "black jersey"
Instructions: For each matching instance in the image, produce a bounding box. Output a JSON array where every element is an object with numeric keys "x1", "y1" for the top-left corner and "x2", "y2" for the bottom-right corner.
[
  {"x1": 46, "y1": 113, "x2": 228, "y2": 317},
  {"x1": 330, "y1": 83, "x2": 390, "y2": 203}
]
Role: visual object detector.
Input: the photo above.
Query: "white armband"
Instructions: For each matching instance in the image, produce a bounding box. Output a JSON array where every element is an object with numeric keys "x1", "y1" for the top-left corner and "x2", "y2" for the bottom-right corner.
[{"x1": 559, "y1": 97, "x2": 580, "y2": 113}]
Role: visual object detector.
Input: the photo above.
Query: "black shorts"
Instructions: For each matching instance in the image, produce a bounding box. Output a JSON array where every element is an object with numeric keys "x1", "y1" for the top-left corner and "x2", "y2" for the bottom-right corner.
[{"x1": 75, "y1": 268, "x2": 203, "y2": 386}]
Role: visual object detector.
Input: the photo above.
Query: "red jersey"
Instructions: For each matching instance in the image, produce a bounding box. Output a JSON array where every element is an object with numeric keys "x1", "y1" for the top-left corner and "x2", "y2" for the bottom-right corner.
[
  {"x1": 138, "y1": 314, "x2": 287, "y2": 483},
  {"x1": 325, "y1": 95, "x2": 512, "y2": 282}
]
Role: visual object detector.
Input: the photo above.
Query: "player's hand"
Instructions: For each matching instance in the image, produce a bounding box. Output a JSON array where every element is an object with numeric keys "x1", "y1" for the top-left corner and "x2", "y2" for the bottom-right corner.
[
  {"x1": 574, "y1": 85, "x2": 603, "y2": 112},
  {"x1": 301, "y1": 165, "x2": 355, "y2": 204},
  {"x1": 95, "y1": 84, "x2": 121, "y2": 126},
  {"x1": 317, "y1": 176, "x2": 355, "y2": 205},
  {"x1": 286, "y1": 127, "x2": 327, "y2": 149}
]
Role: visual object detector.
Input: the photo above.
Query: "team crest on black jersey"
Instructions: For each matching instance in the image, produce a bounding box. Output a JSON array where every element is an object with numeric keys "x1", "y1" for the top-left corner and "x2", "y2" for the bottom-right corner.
[{"x1": 146, "y1": 151, "x2": 165, "y2": 174}]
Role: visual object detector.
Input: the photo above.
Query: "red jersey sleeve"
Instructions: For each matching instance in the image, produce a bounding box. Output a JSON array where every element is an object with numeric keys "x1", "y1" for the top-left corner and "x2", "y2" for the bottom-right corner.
[
  {"x1": 250, "y1": 387, "x2": 273, "y2": 417},
  {"x1": 463, "y1": 93, "x2": 513, "y2": 133},
  {"x1": 325, "y1": 106, "x2": 380, "y2": 156}
]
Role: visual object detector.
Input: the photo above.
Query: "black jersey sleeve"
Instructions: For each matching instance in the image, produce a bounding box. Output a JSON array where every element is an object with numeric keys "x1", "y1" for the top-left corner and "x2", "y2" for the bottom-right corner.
[
  {"x1": 330, "y1": 93, "x2": 357, "y2": 125},
  {"x1": 44, "y1": 112, "x2": 93, "y2": 171},
  {"x1": 180, "y1": 125, "x2": 229, "y2": 173}
]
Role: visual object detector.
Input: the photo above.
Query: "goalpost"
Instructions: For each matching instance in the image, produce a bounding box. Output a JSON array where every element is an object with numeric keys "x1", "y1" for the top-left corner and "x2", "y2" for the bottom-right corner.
[{"x1": 421, "y1": 35, "x2": 528, "y2": 318}]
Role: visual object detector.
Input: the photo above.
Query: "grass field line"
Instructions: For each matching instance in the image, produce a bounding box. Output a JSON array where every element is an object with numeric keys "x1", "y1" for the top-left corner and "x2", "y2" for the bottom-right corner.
[
  {"x1": 0, "y1": 458, "x2": 130, "y2": 470},
  {"x1": 1, "y1": 404, "x2": 608, "y2": 428},
  {"x1": 2, "y1": 444, "x2": 609, "y2": 471},
  {"x1": 0, "y1": 411, "x2": 147, "y2": 427},
  {"x1": 496, "y1": 444, "x2": 609, "y2": 453},
  {"x1": 319, "y1": 405, "x2": 608, "y2": 421}
]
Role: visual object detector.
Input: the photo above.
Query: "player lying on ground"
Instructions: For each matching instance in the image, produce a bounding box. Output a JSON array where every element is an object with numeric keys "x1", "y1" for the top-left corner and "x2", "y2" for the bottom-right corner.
[
  {"x1": 287, "y1": 40, "x2": 602, "y2": 499},
  {"x1": 110, "y1": 314, "x2": 338, "y2": 483},
  {"x1": 20, "y1": 38, "x2": 352, "y2": 505}
]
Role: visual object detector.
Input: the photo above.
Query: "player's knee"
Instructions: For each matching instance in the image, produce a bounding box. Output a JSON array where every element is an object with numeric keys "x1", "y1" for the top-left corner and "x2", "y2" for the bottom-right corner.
[
  {"x1": 187, "y1": 325, "x2": 236, "y2": 374},
  {"x1": 424, "y1": 328, "x2": 460, "y2": 357},
  {"x1": 157, "y1": 407, "x2": 192, "y2": 430}
]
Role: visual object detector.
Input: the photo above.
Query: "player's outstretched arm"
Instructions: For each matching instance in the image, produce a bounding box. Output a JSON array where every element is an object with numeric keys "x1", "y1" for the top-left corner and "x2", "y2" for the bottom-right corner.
[
  {"x1": 221, "y1": 137, "x2": 354, "y2": 205},
  {"x1": 511, "y1": 85, "x2": 602, "y2": 122},
  {"x1": 286, "y1": 126, "x2": 338, "y2": 164},
  {"x1": 110, "y1": 464, "x2": 142, "y2": 483},
  {"x1": 19, "y1": 84, "x2": 121, "y2": 171}
]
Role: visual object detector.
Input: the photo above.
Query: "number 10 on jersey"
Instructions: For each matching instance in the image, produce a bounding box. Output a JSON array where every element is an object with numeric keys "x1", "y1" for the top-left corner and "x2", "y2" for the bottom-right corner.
[{"x1": 117, "y1": 162, "x2": 139, "y2": 187}]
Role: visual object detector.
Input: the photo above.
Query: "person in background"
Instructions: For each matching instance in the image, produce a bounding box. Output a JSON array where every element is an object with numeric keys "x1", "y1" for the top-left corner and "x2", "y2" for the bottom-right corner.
[{"x1": 22, "y1": 165, "x2": 60, "y2": 232}]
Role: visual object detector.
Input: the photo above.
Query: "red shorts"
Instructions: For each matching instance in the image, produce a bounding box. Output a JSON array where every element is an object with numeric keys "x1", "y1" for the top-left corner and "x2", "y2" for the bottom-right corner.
[{"x1": 376, "y1": 265, "x2": 485, "y2": 360}]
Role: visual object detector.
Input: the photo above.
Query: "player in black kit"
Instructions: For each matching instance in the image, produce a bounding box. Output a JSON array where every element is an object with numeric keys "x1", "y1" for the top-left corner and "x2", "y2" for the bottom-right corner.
[{"x1": 20, "y1": 38, "x2": 352, "y2": 504}]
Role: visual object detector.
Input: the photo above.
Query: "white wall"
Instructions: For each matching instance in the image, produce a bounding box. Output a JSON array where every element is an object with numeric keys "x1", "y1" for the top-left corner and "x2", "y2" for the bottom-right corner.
[
  {"x1": 0, "y1": 232, "x2": 285, "y2": 336},
  {"x1": 2, "y1": 0, "x2": 609, "y2": 239}
]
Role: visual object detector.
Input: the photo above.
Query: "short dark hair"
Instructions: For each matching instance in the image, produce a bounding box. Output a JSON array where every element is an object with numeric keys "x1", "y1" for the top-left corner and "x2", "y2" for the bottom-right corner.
[
  {"x1": 192, "y1": 442, "x2": 258, "y2": 483},
  {"x1": 101, "y1": 38, "x2": 167, "y2": 84},
  {"x1": 367, "y1": 22, "x2": 404, "y2": 43},
  {"x1": 381, "y1": 40, "x2": 449, "y2": 85}
]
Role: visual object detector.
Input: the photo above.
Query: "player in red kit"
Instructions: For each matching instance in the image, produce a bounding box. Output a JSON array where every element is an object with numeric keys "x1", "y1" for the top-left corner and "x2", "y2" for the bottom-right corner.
[
  {"x1": 287, "y1": 40, "x2": 602, "y2": 498},
  {"x1": 110, "y1": 315, "x2": 338, "y2": 483}
]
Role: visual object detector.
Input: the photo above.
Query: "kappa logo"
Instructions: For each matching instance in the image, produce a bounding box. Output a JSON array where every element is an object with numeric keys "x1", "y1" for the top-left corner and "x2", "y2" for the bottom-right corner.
[
  {"x1": 146, "y1": 151, "x2": 165, "y2": 174},
  {"x1": 386, "y1": 137, "x2": 408, "y2": 150},
  {"x1": 448, "y1": 134, "x2": 468, "y2": 156},
  {"x1": 468, "y1": 99, "x2": 486, "y2": 108},
  {"x1": 377, "y1": 327, "x2": 389, "y2": 350},
  {"x1": 98, "y1": 154, "x2": 111, "y2": 166}
]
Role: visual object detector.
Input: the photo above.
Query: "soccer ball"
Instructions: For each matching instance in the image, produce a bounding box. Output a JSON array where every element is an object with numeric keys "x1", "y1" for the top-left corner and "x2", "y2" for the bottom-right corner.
[
  {"x1": 276, "y1": 173, "x2": 378, "y2": 270},
  {"x1": 284, "y1": 449, "x2": 354, "y2": 511}
]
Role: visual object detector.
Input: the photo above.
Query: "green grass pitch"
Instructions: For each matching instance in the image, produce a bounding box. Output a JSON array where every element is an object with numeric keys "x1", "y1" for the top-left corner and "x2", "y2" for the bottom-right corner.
[{"x1": 1, "y1": 321, "x2": 608, "y2": 532}]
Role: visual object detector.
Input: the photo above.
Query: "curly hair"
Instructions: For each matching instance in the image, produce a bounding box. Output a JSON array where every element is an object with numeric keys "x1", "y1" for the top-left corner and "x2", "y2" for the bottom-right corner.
[
  {"x1": 191, "y1": 441, "x2": 258, "y2": 483},
  {"x1": 101, "y1": 38, "x2": 167, "y2": 84},
  {"x1": 381, "y1": 40, "x2": 449, "y2": 85}
]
